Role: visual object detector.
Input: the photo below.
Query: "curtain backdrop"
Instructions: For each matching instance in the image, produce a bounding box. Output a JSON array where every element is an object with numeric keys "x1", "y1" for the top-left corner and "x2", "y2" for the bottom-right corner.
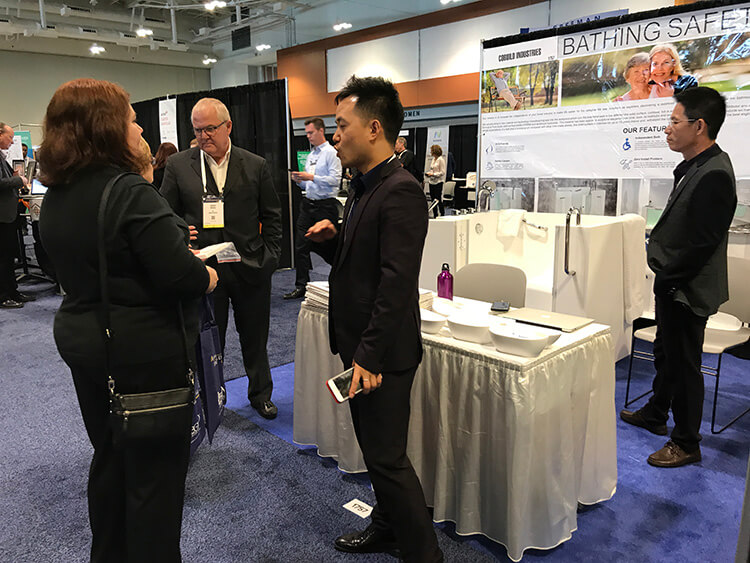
[
  {"x1": 449, "y1": 124, "x2": 478, "y2": 178},
  {"x1": 132, "y1": 79, "x2": 292, "y2": 269}
]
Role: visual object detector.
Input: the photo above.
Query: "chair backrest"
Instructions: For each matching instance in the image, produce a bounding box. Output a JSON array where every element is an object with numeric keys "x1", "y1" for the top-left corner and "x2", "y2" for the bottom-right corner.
[
  {"x1": 719, "y1": 256, "x2": 750, "y2": 322},
  {"x1": 453, "y1": 263, "x2": 527, "y2": 307},
  {"x1": 443, "y1": 181, "x2": 456, "y2": 198}
]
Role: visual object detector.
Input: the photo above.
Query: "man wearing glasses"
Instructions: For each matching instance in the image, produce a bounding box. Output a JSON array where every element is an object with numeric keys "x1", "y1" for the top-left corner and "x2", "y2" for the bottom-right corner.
[
  {"x1": 620, "y1": 87, "x2": 737, "y2": 467},
  {"x1": 161, "y1": 98, "x2": 282, "y2": 420}
]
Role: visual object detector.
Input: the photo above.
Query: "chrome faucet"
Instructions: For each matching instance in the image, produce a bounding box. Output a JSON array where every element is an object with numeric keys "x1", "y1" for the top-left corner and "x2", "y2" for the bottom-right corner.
[
  {"x1": 566, "y1": 206, "x2": 581, "y2": 226},
  {"x1": 476, "y1": 180, "x2": 495, "y2": 212}
]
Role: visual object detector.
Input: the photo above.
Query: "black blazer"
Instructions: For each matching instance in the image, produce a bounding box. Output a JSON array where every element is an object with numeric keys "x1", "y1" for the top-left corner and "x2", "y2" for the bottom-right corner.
[
  {"x1": 397, "y1": 149, "x2": 422, "y2": 182},
  {"x1": 327, "y1": 158, "x2": 428, "y2": 374},
  {"x1": 0, "y1": 158, "x2": 23, "y2": 224},
  {"x1": 39, "y1": 167, "x2": 210, "y2": 367},
  {"x1": 160, "y1": 146, "x2": 282, "y2": 283},
  {"x1": 647, "y1": 146, "x2": 736, "y2": 317}
]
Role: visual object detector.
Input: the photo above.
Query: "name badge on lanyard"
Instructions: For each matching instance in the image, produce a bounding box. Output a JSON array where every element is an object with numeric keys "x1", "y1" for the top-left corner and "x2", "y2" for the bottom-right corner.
[
  {"x1": 307, "y1": 155, "x2": 318, "y2": 177},
  {"x1": 203, "y1": 195, "x2": 224, "y2": 228},
  {"x1": 201, "y1": 152, "x2": 224, "y2": 229}
]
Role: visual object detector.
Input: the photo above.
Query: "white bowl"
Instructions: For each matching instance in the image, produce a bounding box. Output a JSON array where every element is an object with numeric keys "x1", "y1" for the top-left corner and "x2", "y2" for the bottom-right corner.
[
  {"x1": 447, "y1": 313, "x2": 492, "y2": 344},
  {"x1": 420, "y1": 309, "x2": 446, "y2": 334},
  {"x1": 432, "y1": 297, "x2": 461, "y2": 318},
  {"x1": 489, "y1": 323, "x2": 551, "y2": 357}
]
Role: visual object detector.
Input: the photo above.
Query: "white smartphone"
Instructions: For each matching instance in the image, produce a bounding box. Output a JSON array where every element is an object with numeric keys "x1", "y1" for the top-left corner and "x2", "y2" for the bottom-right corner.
[{"x1": 326, "y1": 367, "x2": 362, "y2": 403}]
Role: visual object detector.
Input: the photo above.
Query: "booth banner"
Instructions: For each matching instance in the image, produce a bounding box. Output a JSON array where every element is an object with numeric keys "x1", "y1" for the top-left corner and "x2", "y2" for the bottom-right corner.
[
  {"x1": 425, "y1": 126, "x2": 449, "y2": 172},
  {"x1": 479, "y1": 2, "x2": 750, "y2": 182},
  {"x1": 159, "y1": 98, "x2": 179, "y2": 149}
]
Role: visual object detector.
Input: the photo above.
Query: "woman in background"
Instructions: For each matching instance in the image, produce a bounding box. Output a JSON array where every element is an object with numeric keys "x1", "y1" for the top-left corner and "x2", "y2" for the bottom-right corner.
[
  {"x1": 425, "y1": 144, "x2": 446, "y2": 218},
  {"x1": 614, "y1": 52, "x2": 651, "y2": 102},
  {"x1": 137, "y1": 137, "x2": 155, "y2": 184},
  {"x1": 649, "y1": 44, "x2": 698, "y2": 98},
  {"x1": 38, "y1": 78, "x2": 217, "y2": 562},
  {"x1": 152, "y1": 141, "x2": 177, "y2": 190}
]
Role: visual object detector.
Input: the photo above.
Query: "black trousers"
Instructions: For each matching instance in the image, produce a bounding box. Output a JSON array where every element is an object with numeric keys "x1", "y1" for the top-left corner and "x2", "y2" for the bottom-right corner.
[
  {"x1": 69, "y1": 354, "x2": 192, "y2": 563},
  {"x1": 0, "y1": 221, "x2": 18, "y2": 300},
  {"x1": 348, "y1": 365, "x2": 443, "y2": 563},
  {"x1": 642, "y1": 295, "x2": 708, "y2": 452},
  {"x1": 213, "y1": 264, "x2": 273, "y2": 405},
  {"x1": 294, "y1": 197, "x2": 339, "y2": 290},
  {"x1": 428, "y1": 183, "x2": 444, "y2": 218}
]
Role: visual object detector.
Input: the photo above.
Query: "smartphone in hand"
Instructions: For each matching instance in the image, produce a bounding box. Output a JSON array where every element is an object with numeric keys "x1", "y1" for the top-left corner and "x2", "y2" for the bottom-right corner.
[{"x1": 326, "y1": 367, "x2": 362, "y2": 403}]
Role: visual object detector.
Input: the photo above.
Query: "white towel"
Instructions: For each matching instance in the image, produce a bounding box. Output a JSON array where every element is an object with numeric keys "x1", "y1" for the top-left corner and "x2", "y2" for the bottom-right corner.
[
  {"x1": 496, "y1": 209, "x2": 526, "y2": 240},
  {"x1": 620, "y1": 214, "x2": 647, "y2": 323}
]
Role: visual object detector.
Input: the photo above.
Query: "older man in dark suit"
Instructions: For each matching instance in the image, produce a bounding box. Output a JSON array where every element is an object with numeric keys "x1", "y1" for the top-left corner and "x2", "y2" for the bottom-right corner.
[
  {"x1": 620, "y1": 87, "x2": 737, "y2": 467},
  {"x1": 307, "y1": 76, "x2": 443, "y2": 562},
  {"x1": 160, "y1": 98, "x2": 282, "y2": 419},
  {"x1": 0, "y1": 123, "x2": 31, "y2": 309}
]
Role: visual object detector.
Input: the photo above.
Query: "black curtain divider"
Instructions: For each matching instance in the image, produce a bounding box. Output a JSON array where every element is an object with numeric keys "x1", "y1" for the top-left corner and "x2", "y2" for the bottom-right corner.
[
  {"x1": 132, "y1": 98, "x2": 161, "y2": 154},
  {"x1": 448, "y1": 124, "x2": 478, "y2": 178},
  {"x1": 415, "y1": 127, "x2": 428, "y2": 176},
  {"x1": 132, "y1": 79, "x2": 292, "y2": 269}
]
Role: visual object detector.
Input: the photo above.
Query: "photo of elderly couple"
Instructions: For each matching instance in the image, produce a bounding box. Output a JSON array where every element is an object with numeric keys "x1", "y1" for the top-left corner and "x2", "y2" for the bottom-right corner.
[{"x1": 561, "y1": 31, "x2": 750, "y2": 106}]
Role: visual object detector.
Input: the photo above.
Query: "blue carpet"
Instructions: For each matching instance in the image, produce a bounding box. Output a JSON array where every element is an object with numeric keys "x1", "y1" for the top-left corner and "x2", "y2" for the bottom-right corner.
[
  {"x1": 227, "y1": 352, "x2": 749, "y2": 562},
  {"x1": 1, "y1": 255, "x2": 748, "y2": 562}
]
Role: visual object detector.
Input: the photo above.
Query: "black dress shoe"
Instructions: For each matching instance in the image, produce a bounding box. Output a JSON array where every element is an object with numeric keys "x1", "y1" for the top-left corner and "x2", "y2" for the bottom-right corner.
[
  {"x1": 334, "y1": 524, "x2": 400, "y2": 556},
  {"x1": 619, "y1": 409, "x2": 668, "y2": 436},
  {"x1": 0, "y1": 298, "x2": 24, "y2": 309},
  {"x1": 13, "y1": 291, "x2": 36, "y2": 303},
  {"x1": 252, "y1": 400, "x2": 278, "y2": 419},
  {"x1": 283, "y1": 288, "x2": 306, "y2": 300},
  {"x1": 648, "y1": 441, "x2": 701, "y2": 468}
]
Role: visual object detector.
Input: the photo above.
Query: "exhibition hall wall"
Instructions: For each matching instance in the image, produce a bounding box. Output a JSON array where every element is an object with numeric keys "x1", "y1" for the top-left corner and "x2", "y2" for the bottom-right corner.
[{"x1": 0, "y1": 50, "x2": 210, "y2": 148}]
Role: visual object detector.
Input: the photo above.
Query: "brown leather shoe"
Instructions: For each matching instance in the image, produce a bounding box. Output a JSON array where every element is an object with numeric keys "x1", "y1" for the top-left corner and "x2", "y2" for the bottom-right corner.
[
  {"x1": 647, "y1": 441, "x2": 701, "y2": 468},
  {"x1": 620, "y1": 409, "x2": 668, "y2": 435}
]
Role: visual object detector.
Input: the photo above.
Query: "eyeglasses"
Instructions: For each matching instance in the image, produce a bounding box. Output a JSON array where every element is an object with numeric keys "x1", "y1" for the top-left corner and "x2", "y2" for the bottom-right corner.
[
  {"x1": 666, "y1": 118, "x2": 697, "y2": 128},
  {"x1": 193, "y1": 120, "x2": 227, "y2": 136}
]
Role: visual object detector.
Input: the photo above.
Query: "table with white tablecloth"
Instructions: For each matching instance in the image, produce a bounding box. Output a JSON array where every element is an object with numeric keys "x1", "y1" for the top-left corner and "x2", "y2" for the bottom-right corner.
[{"x1": 292, "y1": 303, "x2": 617, "y2": 561}]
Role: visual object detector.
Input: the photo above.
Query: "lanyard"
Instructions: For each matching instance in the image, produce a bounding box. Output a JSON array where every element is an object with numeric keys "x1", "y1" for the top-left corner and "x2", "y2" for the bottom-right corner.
[{"x1": 200, "y1": 150, "x2": 226, "y2": 195}]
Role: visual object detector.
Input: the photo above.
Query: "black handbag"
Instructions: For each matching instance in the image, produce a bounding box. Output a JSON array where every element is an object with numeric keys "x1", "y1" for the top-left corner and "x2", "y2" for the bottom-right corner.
[{"x1": 96, "y1": 173, "x2": 194, "y2": 444}]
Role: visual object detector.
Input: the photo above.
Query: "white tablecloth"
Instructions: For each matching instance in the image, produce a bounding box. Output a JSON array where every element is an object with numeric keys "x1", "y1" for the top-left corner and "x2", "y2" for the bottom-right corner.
[{"x1": 292, "y1": 303, "x2": 617, "y2": 561}]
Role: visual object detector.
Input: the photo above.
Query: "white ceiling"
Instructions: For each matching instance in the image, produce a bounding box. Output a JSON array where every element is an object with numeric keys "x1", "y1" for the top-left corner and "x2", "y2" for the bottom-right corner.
[{"x1": 0, "y1": 0, "x2": 486, "y2": 68}]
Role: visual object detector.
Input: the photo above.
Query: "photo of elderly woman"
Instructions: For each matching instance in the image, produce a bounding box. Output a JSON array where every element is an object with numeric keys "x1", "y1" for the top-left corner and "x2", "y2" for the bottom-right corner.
[
  {"x1": 648, "y1": 43, "x2": 698, "y2": 97},
  {"x1": 613, "y1": 52, "x2": 651, "y2": 102}
]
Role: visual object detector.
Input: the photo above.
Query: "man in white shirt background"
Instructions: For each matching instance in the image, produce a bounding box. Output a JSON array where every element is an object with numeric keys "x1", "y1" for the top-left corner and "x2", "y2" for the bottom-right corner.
[{"x1": 285, "y1": 117, "x2": 342, "y2": 300}]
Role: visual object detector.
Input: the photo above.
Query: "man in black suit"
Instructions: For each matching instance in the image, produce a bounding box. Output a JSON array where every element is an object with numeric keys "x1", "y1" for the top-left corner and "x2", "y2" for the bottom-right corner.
[
  {"x1": 160, "y1": 98, "x2": 282, "y2": 419},
  {"x1": 307, "y1": 76, "x2": 443, "y2": 562},
  {"x1": 0, "y1": 123, "x2": 32, "y2": 308},
  {"x1": 621, "y1": 87, "x2": 737, "y2": 467},
  {"x1": 394, "y1": 136, "x2": 421, "y2": 182}
]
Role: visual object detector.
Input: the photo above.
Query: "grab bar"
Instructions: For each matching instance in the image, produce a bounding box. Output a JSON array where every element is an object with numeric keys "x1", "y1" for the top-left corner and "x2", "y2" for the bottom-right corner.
[
  {"x1": 564, "y1": 207, "x2": 581, "y2": 276},
  {"x1": 522, "y1": 218, "x2": 548, "y2": 231}
]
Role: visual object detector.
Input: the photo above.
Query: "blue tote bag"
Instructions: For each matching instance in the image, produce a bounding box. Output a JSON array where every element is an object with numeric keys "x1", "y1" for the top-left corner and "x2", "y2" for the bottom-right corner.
[{"x1": 196, "y1": 296, "x2": 226, "y2": 442}]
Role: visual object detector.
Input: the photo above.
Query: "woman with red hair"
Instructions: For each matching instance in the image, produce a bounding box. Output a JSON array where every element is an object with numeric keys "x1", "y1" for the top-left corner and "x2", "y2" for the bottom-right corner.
[{"x1": 38, "y1": 78, "x2": 217, "y2": 562}]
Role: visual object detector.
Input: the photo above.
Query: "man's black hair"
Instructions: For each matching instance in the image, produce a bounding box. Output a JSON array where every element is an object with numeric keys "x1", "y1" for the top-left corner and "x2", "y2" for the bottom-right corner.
[
  {"x1": 304, "y1": 117, "x2": 325, "y2": 131},
  {"x1": 674, "y1": 86, "x2": 726, "y2": 140},
  {"x1": 335, "y1": 75, "x2": 404, "y2": 144}
]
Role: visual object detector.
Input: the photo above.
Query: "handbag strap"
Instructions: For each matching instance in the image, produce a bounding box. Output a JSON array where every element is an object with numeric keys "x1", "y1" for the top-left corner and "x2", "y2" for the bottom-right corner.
[{"x1": 96, "y1": 172, "x2": 194, "y2": 397}]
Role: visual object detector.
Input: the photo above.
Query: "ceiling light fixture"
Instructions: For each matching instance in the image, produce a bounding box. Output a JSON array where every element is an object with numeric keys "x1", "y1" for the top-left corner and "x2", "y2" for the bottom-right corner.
[
  {"x1": 332, "y1": 22, "x2": 352, "y2": 32},
  {"x1": 440, "y1": 0, "x2": 461, "y2": 5},
  {"x1": 135, "y1": 27, "x2": 153, "y2": 37},
  {"x1": 89, "y1": 43, "x2": 105, "y2": 54},
  {"x1": 256, "y1": 44, "x2": 271, "y2": 51},
  {"x1": 204, "y1": 0, "x2": 226, "y2": 11},
  {"x1": 203, "y1": 56, "x2": 218, "y2": 65}
]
